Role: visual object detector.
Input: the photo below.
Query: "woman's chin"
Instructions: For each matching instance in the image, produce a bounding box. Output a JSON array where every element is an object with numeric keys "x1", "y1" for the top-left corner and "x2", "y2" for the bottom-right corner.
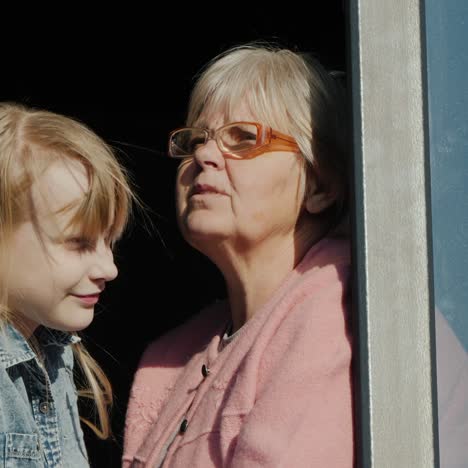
[
  {"x1": 182, "y1": 214, "x2": 230, "y2": 241},
  {"x1": 182, "y1": 224, "x2": 230, "y2": 251}
]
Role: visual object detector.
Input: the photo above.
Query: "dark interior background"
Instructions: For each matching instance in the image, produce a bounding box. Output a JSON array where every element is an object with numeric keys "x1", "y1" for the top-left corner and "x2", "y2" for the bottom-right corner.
[{"x1": 2, "y1": 5, "x2": 346, "y2": 466}]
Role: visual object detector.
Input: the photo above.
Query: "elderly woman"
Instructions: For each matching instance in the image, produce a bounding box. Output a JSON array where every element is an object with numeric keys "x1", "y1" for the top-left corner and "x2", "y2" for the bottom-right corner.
[{"x1": 123, "y1": 42, "x2": 353, "y2": 467}]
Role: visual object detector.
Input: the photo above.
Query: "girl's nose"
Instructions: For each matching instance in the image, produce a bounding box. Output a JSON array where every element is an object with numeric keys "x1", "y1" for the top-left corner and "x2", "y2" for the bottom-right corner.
[{"x1": 88, "y1": 242, "x2": 118, "y2": 283}]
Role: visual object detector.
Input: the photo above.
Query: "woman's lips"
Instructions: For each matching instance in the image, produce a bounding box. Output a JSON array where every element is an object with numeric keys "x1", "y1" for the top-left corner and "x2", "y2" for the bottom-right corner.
[{"x1": 191, "y1": 183, "x2": 226, "y2": 196}]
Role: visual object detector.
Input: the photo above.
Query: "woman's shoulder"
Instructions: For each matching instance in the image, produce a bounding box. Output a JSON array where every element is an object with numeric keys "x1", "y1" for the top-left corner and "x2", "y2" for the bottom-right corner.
[
  {"x1": 125, "y1": 300, "x2": 230, "y2": 447},
  {"x1": 300, "y1": 235, "x2": 350, "y2": 271},
  {"x1": 138, "y1": 300, "x2": 229, "y2": 369},
  {"x1": 289, "y1": 236, "x2": 351, "y2": 300},
  {"x1": 256, "y1": 238, "x2": 353, "y2": 379},
  {"x1": 260, "y1": 236, "x2": 352, "y2": 345}
]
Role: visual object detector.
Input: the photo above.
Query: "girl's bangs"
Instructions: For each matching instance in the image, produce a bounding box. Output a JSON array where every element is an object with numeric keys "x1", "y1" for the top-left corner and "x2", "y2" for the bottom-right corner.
[{"x1": 67, "y1": 166, "x2": 130, "y2": 243}]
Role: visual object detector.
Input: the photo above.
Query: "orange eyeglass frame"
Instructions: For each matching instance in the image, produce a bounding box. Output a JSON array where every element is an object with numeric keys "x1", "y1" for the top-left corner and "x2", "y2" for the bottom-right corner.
[{"x1": 168, "y1": 121, "x2": 301, "y2": 159}]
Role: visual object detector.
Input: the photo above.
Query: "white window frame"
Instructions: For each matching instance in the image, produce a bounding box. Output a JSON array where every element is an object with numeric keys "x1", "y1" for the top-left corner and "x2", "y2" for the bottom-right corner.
[{"x1": 349, "y1": 0, "x2": 439, "y2": 466}]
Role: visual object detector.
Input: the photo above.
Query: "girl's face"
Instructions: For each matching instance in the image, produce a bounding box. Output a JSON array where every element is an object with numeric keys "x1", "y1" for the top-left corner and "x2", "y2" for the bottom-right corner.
[
  {"x1": 175, "y1": 105, "x2": 308, "y2": 254},
  {"x1": 7, "y1": 158, "x2": 118, "y2": 336}
]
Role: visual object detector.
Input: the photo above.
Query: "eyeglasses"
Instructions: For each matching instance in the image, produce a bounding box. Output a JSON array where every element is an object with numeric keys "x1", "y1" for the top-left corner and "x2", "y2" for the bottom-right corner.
[{"x1": 168, "y1": 121, "x2": 300, "y2": 159}]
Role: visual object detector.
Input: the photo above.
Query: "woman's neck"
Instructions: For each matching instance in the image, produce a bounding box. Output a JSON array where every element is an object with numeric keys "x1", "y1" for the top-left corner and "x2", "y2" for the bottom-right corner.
[
  {"x1": 225, "y1": 247, "x2": 294, "y2": 333},
  {"x1": 214, "y1": 219, "x2": 327, "y2": 334}
]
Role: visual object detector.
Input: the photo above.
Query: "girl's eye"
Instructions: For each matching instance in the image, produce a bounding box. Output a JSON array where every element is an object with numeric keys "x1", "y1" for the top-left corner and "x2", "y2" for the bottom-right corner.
[
  {"x1": 65, "y1": 237, "x2": 95, "y2": 252},
  {"x1": 105, "y1": 235, "x2": 115, "y2": 250}
]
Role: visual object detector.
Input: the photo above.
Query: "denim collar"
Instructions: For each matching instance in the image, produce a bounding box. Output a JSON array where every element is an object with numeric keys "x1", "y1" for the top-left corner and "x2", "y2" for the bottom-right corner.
[{"x1": 0, "y1": 323, "x2": 80, "y2": 369}]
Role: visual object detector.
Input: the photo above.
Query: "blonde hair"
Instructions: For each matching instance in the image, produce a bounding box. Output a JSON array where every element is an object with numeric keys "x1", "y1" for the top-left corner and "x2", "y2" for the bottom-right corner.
[
  {"x1": 0, "y1": 101, "x2": 135, "y2": 439},
  {"x1": 187, "y1": 41, "x2": 349, "y2": 223}
]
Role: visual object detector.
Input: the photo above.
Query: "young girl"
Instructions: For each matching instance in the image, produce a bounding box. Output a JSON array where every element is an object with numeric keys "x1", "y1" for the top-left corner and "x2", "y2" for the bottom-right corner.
[{"x1": 0, "y1": 102, "x2": 135, "y2": 466}]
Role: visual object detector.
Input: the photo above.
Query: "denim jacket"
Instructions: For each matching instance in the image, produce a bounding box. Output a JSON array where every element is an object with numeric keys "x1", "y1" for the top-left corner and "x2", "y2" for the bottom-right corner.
[{"x1": 0, "y1": 324, "x2": 89, "y2": 467}]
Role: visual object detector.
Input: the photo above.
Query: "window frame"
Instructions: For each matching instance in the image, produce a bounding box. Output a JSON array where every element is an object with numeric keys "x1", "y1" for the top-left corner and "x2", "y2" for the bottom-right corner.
[{"x1": 348, "y1": 0, "x2": 439, "y2": 466}]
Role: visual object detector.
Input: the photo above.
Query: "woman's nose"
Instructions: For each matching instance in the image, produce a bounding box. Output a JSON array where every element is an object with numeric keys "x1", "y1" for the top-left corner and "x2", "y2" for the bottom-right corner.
[{"x1": 193, "y1": 139, "x2": 225, "y2": 170}]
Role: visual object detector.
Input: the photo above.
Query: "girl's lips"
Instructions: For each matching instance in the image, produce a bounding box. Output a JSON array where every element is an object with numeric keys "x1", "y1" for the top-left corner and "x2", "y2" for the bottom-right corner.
[{"x1": 72, "y1": 294, "x2": 100, "y2": 305}]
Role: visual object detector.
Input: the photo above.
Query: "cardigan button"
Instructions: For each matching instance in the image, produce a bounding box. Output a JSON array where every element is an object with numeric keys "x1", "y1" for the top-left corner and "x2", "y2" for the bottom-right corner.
[
  {"x1": 39, "y1": 401, "x2": 50, "y2": 414},
  {"x1": 201, "y1": 364, "x2": 210, "y2": 377},
  {"x1": 180, "y1": 418, "x2": 188, "y2": 434}
]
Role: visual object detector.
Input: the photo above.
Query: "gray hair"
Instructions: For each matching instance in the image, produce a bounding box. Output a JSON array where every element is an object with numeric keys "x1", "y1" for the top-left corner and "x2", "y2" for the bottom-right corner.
[{"x1": 186, "y1": 41, "x2": 349, "y2": 219}]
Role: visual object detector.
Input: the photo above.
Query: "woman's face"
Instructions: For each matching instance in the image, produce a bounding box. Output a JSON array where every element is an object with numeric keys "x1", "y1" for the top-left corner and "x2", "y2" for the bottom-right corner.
[{"x1": 175, "y1": 105, "x2": 309, "y2": 253}]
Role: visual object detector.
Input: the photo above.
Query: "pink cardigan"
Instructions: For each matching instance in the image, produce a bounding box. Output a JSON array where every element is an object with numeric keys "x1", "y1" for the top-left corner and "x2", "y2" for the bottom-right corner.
[{"x1": 123, "y1": 238, "x2": 354, "y2": 467}]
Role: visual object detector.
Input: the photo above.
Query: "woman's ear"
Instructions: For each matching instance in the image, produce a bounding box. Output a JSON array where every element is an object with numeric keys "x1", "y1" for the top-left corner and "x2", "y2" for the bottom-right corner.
[{"x1": 304, "y1": 176, "x2": 337, "y2": 214}]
